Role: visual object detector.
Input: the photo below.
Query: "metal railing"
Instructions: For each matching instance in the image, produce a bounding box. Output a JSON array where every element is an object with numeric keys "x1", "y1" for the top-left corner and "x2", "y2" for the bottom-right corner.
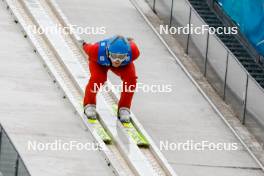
[
  {"x1": 147, "y1": 0, "x2": 264, "y2": 128},
  {"x1": 0, "y1": 124, "x2": 30, "y2": 176}
]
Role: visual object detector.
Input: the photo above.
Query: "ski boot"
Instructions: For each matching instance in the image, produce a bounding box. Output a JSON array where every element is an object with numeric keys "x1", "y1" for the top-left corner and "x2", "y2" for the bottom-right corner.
[
  {"x1": 84, "y1": 104, "x2": 97, "y2": 120},
  {"x1": 118, "y1": 107, "x2": 131, "y2": 123}
]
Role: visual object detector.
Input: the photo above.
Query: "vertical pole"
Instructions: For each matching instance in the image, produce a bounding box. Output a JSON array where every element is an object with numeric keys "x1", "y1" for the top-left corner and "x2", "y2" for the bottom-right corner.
[
  {"x1": 223, "y1": 51, "x2": 229, "y2": 100},
  {"x1": 242, "y1": 74, "x2": 249, "y2": 125},
  {"x1": 169, "y1": 0, "x2": 174, "y2": 27},
  {"x1": 14, "y1": 155, "x2": 19, "y2": 176},
  {"x1": 204, "y1": 31, "x2": 210, "y2": 77},
  {"x1": 153, "y1": 0, "x2": 157, "y2": 14},
  {"x1": 256, "y1": 54, "x2": 260, "y2": 63},
  {"x1": 186, "y1": 7, "x2": 192, "y2": 54},
  {"x1": 260, "y1": 55, "x2": 264, "y2": 67},
  {"x1": 0, "y1": 127, "x2": 2, "y2": 167}
]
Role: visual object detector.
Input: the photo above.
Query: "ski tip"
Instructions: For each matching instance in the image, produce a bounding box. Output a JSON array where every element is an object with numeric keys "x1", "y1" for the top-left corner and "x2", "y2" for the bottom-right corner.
[
  {"x1": 137, "y1": 135, "x2": 149, "y2": 148},
  {"x1": 137, "y1": 142, "x2": 150, "y2": 148},
  {"x1": 103, "y1": 138, "x2": 112, "y2": 145}
]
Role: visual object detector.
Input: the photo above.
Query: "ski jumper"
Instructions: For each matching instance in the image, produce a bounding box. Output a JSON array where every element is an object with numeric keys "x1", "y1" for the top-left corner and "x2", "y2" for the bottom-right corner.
[{"x1": 83, "y1": 39, "x2": 140, "y2": 109}]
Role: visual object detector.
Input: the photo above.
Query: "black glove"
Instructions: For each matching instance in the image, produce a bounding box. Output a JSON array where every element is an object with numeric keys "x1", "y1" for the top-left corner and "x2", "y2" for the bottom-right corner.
[{"x1": 79, "y1": 39, "x2": 86, "y2": 46}]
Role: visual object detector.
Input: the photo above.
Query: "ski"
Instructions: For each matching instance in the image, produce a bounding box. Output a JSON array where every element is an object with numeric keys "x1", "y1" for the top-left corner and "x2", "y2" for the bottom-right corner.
[
  {"x1": 87, "y1": 117, "x2": 112, "y2": 144},
  {"x1": 112, "y1": 105, "x2": 149, "y2": 148},
  {"x1": 82, "y1": 103, "x2": 111, "y2": 144}
]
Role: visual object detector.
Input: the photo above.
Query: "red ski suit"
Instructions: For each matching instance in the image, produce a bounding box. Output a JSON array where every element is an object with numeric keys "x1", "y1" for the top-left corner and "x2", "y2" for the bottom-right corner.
[{"x1": 83, "y1": 41, "x2": 140, "y2": 109}]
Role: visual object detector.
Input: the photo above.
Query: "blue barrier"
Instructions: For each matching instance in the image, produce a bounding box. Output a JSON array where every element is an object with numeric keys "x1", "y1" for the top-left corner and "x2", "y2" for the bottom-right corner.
[{"x1": 217, "y1": 0, "x2": 264, "y2": 56}]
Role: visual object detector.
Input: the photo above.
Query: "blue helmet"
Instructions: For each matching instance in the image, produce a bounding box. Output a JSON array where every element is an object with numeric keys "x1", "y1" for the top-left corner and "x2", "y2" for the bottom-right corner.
[
  {"x1": 97, "y1": 36, "x2": 132, "y2": 66},
  {"x1": 107, "y1": 36, "x2": 130, "y2": 55}
]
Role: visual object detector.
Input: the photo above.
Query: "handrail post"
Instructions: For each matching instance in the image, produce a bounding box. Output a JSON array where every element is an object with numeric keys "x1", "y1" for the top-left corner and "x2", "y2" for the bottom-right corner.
[
  {"x1": 153, "y1": 0, "x2": 157, "y2": 14},
  {"x1": 14, "y1": 155, "x2": 19, "y2": 176},
  {"x1": 242, "y1": 74, "x2": 249, "y2": 125},
  {"x1": 186, "y1": 7, "x2": 192, "y2": 54},
  {"x1": 169, "y1": 0, "x2": 174, "y2": 27},
  {"x1": 223, "y1": 51, "x2": 229, "y2": 100},
  {"x1": 0, "y1": 127, "x2": 2, "y2": 166},
  {"x1": 204, "y1": 31, "x2": 210, "y2": 76}
]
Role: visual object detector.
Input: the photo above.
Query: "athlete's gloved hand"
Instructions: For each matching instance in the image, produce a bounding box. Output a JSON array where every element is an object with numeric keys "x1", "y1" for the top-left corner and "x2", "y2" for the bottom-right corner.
[
  {"x1": 78, "y1": 39, "x2": 86, "y2": 47},
  {"x1": 127, "y1": 37, "x2": 134, "y2": 41}
]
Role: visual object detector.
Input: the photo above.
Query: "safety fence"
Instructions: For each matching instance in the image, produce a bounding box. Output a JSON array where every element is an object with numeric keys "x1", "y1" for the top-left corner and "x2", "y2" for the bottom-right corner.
[
  {"x1": 146, "y1": 0, "x2": 264, "y2": 128},
  {"x1": 0, "y1": 125, "x2": 30, "y2": 176}
]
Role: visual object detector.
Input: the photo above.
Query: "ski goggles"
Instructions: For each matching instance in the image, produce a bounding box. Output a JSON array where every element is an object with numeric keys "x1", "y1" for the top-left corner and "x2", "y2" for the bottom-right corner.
[{"x1": 109, "y1": 52, "x2": 128, "y2": 63}]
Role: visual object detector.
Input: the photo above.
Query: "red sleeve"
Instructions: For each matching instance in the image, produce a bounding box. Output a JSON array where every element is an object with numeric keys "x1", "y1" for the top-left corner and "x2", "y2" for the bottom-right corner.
[
  {"x1": 83, "y1": 43, "x2": 99, "y2": 62},
  {"x1": 130, "y1": 41, "x2": 140, "y2": 61}
]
